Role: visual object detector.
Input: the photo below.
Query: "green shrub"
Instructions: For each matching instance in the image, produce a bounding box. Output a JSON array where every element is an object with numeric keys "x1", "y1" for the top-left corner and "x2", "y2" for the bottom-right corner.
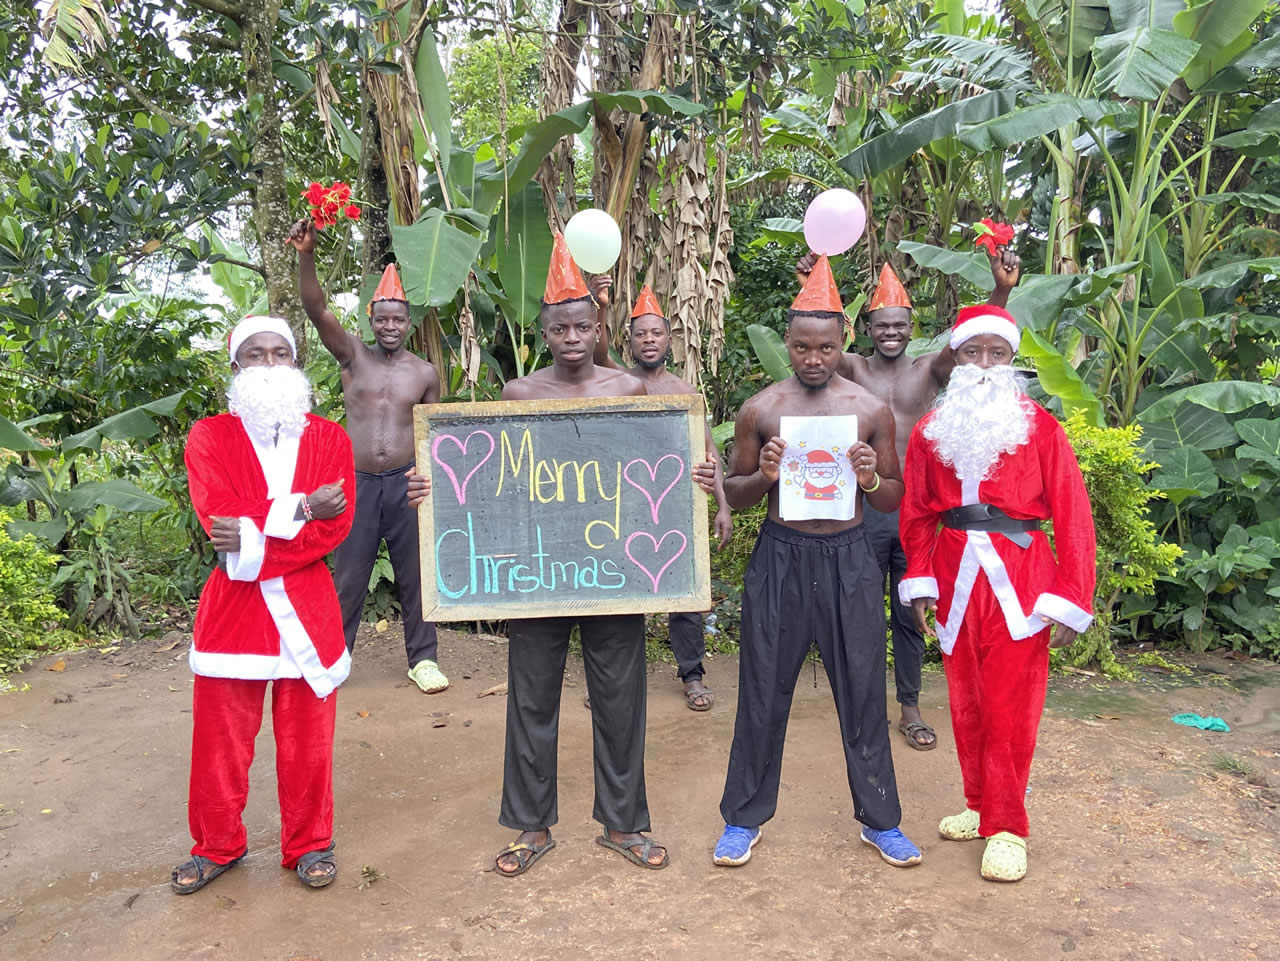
[
  {"x1": 0, "y1": 508, "x2": 78, "y2": 683},
  {"x1": 1060, "y1": 413, "x2": 1183, "y2": 675}
]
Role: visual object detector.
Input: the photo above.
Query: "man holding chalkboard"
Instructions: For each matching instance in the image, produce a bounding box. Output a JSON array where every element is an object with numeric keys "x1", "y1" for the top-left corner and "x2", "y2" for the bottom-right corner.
[
  {"x1": 712, "y1": 255, "x2": 922, "y2": 869},
  {"x1": 286, "y1": 220, "x2": 448, "y2": 696},
  {"x1": 407, "y1": 233, "x2": 719, "y2": 877},
  {"x1": 587, "y1": 278, "x2": 732, "y2": 712}
]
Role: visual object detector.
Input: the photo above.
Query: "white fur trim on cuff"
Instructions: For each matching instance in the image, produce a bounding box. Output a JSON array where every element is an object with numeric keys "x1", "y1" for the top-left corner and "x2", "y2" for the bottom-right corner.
[
  {"x1": 898, "y1": 577, "x2": 939, "y2": 605},
  {"x1": 1032, "y1": 593, "x2": 1093, "y2": 633},
  {"x1": 264, "y1": 494, "x2": 306, "y2": 540},
  {"x1": 225, "y1": 517, "x2": 265, "y2": 581},
  {"x1": 950, "y1": 315, "x2": 1020, "y2": 352}
]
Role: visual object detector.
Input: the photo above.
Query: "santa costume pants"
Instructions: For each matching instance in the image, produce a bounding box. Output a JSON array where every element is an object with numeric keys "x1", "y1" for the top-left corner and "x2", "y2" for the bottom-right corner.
[
  {"x1": 943, "y1": 574, "x2": 1050, "y2": 838},
  {"x1": 500, "y1": 614, "x2": 650, "y2": 833},
  {"x1": 333, "y1": 463, "x2": 438, "y2": 667},
  {"x1": 720, "y1": 521, "x2": 902, "y2": 830},
  {"x1": 188, "y1": 675, "x2": 336, "y2": 868}
]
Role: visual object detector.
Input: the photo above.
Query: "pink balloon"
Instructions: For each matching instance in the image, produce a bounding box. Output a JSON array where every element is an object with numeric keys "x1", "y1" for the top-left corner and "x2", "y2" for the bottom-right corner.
[{"x1": 803, "y1": 189, "x2": 866, "y2": 255}]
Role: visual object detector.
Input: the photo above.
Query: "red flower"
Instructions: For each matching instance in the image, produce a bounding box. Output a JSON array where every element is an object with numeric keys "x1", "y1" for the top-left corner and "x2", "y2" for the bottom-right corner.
[
  {"x1": 302, "y1": 180, "x2": 360, "y2": 230},
  {"x1": 974, "y1": 218, "x2": 1015, "y2": 255}
]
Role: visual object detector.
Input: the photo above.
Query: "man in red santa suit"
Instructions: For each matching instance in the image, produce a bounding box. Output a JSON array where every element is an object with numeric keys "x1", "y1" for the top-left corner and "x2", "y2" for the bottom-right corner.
[
  {"x1": 170, "y1": 315, "x2": 356, "y2": 894},
  {"x1": 897, "y1": 305, "x2": 1096, "y2": 882}
]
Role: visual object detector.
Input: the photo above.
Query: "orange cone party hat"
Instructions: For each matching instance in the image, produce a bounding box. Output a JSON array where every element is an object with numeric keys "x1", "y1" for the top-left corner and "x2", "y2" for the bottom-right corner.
[
  {"x1": 544, "y1": 231, "x2": 591, "y2": 304},
  {"x1": 790, "y1": 255, "x2": 844, "y2": 313},
  {"x1": 630, "y1": 284, "x2": 666, "y2": 319},
  {"x1": 868, "y1": 263, "x2": 912, "y2": 312},
  {"x1": 367, "y1": 263, "x2": 407, "y2": 314}
]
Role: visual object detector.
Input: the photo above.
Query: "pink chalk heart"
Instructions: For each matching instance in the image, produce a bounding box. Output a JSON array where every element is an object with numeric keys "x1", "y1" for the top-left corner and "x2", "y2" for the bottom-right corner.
[
  {"x1": 624, "y1": 530, "x2": 688, "y2": 594},
  {"x1": 624, "y1": 454, "x2": 685, "y2": 524},
  {"x1": 430, "y1": 430, "x2": 496, "y2": 505}
]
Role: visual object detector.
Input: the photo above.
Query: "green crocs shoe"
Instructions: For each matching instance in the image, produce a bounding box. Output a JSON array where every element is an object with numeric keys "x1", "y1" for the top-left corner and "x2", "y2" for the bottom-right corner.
[
  {"x1": 408, "y1": 659, "x2": 449, "y2": 693},
  {"x1": 938, "y1": 808, "x2": 981, "y2": 841},
  {"x1": 981, "y1": 832, "x2": 1027, "y2": 882}
]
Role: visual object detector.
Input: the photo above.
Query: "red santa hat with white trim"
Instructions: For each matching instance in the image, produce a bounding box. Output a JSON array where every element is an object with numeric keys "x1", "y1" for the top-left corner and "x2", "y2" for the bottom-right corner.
[
  {"x1": 228, "y1": 315, "x2": 297, "y2": 364},
  {"x1": 949, "y1": 304, "x2": 1020, "y2": 353}
]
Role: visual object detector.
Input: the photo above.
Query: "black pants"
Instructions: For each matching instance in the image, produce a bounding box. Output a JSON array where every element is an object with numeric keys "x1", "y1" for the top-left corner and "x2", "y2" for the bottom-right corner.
[
  {"x1": 720, "y1": 521, "x2": 902, "y2": 830},
  {"x1": 500, "y1": 615, "x2": 650, "y2": 833},
  {"x1": 667, "y1": 612, "x2": 704, "y2": 682},
  {"x1": 862, "y1": 504, "x2": 925, "y2": 708},
  {"x1": 332, "y1": 465, "x2": 438, "y2": 667}
]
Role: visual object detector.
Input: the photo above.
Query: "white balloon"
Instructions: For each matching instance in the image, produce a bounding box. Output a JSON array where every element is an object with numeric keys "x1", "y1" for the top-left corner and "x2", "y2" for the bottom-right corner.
[{"x1": 564, "y1": 208, "x2": 622, "y2": 274}]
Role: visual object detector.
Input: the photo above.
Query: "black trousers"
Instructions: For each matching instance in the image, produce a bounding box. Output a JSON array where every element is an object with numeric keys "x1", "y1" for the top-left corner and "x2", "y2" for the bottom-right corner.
[
  {"x1": 500, "y1": 614, "x2": 650, "y2": 833},
  {"x1": 862, "y1": 504, "x2": 925, "y2": 708},
  {"x1": 332, "y1": 464, "x2": 438, "y2": 667},
  {"x1": 667, "y1": 612, "x2": 705, "y2": 682},
  {"x1": 720, "y1": 521, "x2": 902, "y2": 830}
]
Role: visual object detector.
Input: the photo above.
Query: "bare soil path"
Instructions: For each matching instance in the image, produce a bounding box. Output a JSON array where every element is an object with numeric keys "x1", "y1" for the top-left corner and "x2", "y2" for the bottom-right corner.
[{"x1": 1, "y1": 627, "x2": 1277, "y2": 961}]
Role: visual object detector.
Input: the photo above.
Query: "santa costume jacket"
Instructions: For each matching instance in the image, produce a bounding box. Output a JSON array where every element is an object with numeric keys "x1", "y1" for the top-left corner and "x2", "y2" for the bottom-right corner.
[
  {"x1": 185, "y1": 412, "x2": 356, "y2": 697},
  {"x1": 897, "y1": 402, "x2": 1096, "y2": 650}
]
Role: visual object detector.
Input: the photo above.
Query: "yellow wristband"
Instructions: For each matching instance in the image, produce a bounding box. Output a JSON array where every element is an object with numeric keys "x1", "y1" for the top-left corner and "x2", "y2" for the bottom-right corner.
[{"x1": 859, "y1": 472, "x2": 881, "y2": 493}]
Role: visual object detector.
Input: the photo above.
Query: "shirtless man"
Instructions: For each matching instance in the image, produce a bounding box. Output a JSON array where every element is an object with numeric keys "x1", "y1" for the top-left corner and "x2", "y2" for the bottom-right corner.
[
  {"x1": 712, "y1": 255, "x2": 921, "y2": 869},
  {"x1": 408, "y1": 233, "x2": 717, "y2": 877},
  {"x1": 286, "y1": 219, "x2": 448, "y2": 694},
  {"x1": 794, "y1": 248, "x2": 1021, "y2": 750},
  {"x1": 588, "y1": 277, "x2": 733, "y2": 712}
]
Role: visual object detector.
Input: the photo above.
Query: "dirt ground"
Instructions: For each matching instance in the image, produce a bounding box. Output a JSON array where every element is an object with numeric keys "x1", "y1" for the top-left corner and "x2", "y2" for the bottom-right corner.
[{"x1": 1, "y1": 626, "x2": 1277, "y2": 961}]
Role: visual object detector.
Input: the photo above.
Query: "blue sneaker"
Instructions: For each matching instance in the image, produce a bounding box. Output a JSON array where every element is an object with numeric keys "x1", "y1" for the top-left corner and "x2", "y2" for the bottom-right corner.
[
  {"x1": 713, "y1": 825, "x2": 761, "y2": 866},
  {"x1": 860, "y1": 825, "x2": 922, "y2": 867}
]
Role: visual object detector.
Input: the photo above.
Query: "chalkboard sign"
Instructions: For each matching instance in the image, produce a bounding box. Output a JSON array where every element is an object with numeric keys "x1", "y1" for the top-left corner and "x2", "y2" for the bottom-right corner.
[{"x1": 413, "y1": 395, "x2": 712, "y2": 621}]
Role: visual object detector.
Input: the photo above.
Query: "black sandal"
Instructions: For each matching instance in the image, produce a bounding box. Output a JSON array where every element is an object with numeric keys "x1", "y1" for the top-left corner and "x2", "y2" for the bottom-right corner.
[
  {"x1": 170, "y1": 852, "x2": 245, "y2": 895},
  {"x1": 494, "y1": 832, "x2": 556, "y2": 878},
  {"x1": 295, "y1": 846, "x2": 337, "y2": 888},
  {"x1": 595, "y1": 830, "x2": 670, "y2": 870}
]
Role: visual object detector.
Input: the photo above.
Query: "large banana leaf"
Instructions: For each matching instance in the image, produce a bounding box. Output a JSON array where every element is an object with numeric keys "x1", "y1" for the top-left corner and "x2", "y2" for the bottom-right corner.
[
  {"x1": 839, "y1": 90, "x2": 1017, "y2": 180},
  {"x1": 392, "y1": 210, "x2": 485, "y2": 308},
  {"x1": 1179, "y1": 257, "x2": 1280, "y2": 290},
  {"x1": 1005, "y1": 273, "x2": 1079, "y2": 332},
  {"x1": 1019, "y1": 329, "x2": 1105, "y2": 427},
  {"x1": 746, "y1": 324, "x2": 793, "y2": 383},
  {"x1": 897, "y1": 241, "x2": 995, "y2": 291},
  {"x1": 1172, "y1": 0, "x2": 1270, "y2": 90},
  {"x1": 414, "y1": 29, "x2": 452, "y2": 181},
  {"x1": 1139, "y1": 312, "x2": 1215, "y2": 383},
  {"x1": 0, "y1": 414, "x2": 47, "y2": 454},
  {"x1": 1091, "y1": 27, "x2": 1200, "y2": 101},
  {"x1": 1148, "y1": 446, "x2": 1219, "y2": 505},
  {"x1": 61, "y1": 391, "x2": 189, "y2": 455},
  {"x1": 1140, "y1": 401, "x2": 1237, "y2": 452},
  {"x1": 495, "y1": 184, "x2": 553, "y2": 341},
  {"x1": 1234, "y1": 418, "x2": 1280, "y2": 473},
  {"x1": 1107, "y1": 0, "x2": 1185, "y2": 32},
  {"x1": 1139, "y1": 381, "x2": 1280, "y2": 422},
  {"x1": 957, "y1": 95, "x2": 1112, "y2": 153},
  {"x1": 60, "y1": 479, "x2": 166, "y2": 513}
]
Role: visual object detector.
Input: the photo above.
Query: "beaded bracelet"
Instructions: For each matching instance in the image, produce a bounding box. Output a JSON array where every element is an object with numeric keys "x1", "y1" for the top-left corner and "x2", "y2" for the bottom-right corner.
[
  {"x1": 301, "y1": 494, "x2": 314, "y2": 522},
  {"x1": 859, "y1": 472, "x2": 881, "y2": 494}
]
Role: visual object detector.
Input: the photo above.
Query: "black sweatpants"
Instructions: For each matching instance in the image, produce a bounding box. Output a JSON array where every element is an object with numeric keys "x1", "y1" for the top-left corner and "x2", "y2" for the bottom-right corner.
[
  {"x1": 500, "y1": 614, "x2": 650, "y2": 833},
  {"x1": 667, "y1": 612, "x2": 705, "y2": 682},
  {"x1": 719, "y1": 520, "x2": 902, "y2": 831},
  {"x1": 862, "y1": 504, "x2": 926, "y2": 707},
  {"x1": 332, "y1": 464, "x2": 438, "y2": 668}
]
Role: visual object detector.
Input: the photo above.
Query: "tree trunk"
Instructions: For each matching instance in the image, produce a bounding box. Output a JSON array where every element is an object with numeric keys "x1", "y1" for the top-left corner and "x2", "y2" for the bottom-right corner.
[
  {"x1": 242, "y1": 0, "x2": 304, "y2": 363},
  {"x1": 359, "y1": 73, "x2": 392, "y2": 276}
]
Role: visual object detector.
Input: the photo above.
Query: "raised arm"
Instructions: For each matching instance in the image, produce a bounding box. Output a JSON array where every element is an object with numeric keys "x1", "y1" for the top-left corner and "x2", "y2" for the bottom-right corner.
[
  {"x1": 926, "y1": 247, "x2": 1023, "y2": 389},
  {"x1": 588, "y1": 274, "x2": 621, "y2": 370},
  {"x1": 285, "y1": 218, "x2": 359, "y2": 367}
]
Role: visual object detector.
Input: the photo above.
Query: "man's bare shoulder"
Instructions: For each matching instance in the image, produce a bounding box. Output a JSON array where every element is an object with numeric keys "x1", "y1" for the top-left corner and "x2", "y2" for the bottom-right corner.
[
  {"x1": 841, "y1": 352, "x2": 870, "y2": 380},
  {"x1": 633, "y1": 368, "x2": 697, "y2": 396},
  {"x1": 598, "y1": 367, "x2": 646, "y2": 396}
]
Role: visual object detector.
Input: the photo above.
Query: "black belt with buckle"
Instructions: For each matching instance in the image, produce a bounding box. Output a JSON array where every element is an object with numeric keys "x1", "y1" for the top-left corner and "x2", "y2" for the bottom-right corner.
[{"x1": 941, "y1": 504, "x2": 1040, "y2": 548}]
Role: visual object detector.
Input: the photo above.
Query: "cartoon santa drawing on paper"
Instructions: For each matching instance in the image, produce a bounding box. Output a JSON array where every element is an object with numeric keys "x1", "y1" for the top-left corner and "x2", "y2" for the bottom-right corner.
[{"x1": 800, "y1": 449, "x2": 842, "y2": 501}]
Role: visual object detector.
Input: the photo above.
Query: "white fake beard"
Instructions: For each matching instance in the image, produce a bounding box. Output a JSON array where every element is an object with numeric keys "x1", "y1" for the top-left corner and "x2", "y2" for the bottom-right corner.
[
  {"x1": 227, "y1": 365, "x2": 313, "y2": 445},
  {"x1": 924, "y1": 363, "x2": 1032, "y2": 483}
]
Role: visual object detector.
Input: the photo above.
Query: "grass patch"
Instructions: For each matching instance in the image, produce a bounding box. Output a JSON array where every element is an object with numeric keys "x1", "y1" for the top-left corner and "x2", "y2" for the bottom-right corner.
[{"x1": 1211, "y1": 753, "x2": 1255, "y2": 778}]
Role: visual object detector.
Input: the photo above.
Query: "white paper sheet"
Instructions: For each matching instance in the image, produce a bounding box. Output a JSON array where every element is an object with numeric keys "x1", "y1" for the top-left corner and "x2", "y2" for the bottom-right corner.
[{"x1": 777, "y1": 415, "x2": 860, "y2": 521}]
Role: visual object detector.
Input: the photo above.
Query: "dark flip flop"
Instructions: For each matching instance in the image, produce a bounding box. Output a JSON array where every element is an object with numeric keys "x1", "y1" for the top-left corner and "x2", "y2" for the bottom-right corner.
[
  {"x1": 685, "y1": 684, "x2": 714, "y2": 712},
  {"x1": 295, "y1": 846, "x2": 337, "y2": 888},
  {"x1": 170, "y1": 852, "x2": 245, "y2": 895},
  {"x1": 899, "y1": 719, "x2": 938, "y2": 751},
  {"x1": 494, "y1": 832, "x2": 556, "y2": 878},
  {"x1": 596, "y1": 831, "x2": 670, "y2": 870}
]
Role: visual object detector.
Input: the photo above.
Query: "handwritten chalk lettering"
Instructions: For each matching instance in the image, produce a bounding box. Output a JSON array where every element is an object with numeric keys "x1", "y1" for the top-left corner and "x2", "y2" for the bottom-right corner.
[{"x1": 414, "y1": 396, "x2": 712, "y2": 620}]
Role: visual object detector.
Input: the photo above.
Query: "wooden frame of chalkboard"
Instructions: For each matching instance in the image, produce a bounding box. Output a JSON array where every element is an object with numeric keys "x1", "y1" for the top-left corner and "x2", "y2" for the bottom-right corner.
[{"x1": 413, "y1": 394, "x2": 712, "y2": 621}]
